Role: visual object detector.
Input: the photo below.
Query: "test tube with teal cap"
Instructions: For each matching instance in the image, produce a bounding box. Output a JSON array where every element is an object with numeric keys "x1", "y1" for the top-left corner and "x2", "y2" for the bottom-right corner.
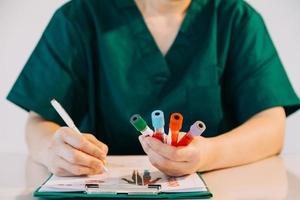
[
  {"x1": 130, "y1": 114, "x2": 153, "y2": 136},
  {"x1": 151, "y1": 110, "x2": 165, "y2": 143}
]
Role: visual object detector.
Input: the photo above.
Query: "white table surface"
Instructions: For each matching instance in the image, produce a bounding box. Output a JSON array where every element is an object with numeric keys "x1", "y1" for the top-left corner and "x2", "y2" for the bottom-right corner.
[{"x1": 1, "y1": 153, "x2": 300, "y2": 200}]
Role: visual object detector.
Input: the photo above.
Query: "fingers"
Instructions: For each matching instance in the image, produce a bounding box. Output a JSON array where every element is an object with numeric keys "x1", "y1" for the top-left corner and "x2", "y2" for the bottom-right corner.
[
  {"x1": 139, "y1": 135, "x2": 193, "y2": 162},
  {"x1": 46, "y1": 127, "x2": 110, "y2": 176},
  {"x1": 139, "y1": 136, "x2": 193, "y2": 176},
  {"x1": 51, "y1": 167, "x2": 73, "y2": 177},
  {"x1": 84, "y1": 134, "x2": 109, "y2": 155},
  {"x1": 51, "y1": 156, "x2": 101, "y2": 176},
  {"x1": 139, "y1": 135, "x2": 151, "y2": 154},
  {"x1": 50, "y1": 127, "x2": 109, "y2": 176},
  {"x1": 53, "y1": 140, "x2": 105, "y2": 172},
  {"x1": 55, "y1": 127, "x2": 105, "y2": 160}
]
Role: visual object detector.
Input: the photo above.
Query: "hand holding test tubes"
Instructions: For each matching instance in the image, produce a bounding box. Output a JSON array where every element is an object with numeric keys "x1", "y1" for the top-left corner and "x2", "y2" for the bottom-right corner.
[{"x1": 130, "y1": 110, "x2": 206, "y2": 147}]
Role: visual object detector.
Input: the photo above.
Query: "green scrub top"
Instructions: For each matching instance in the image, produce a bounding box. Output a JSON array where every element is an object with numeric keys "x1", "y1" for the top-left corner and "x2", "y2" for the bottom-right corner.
[{"x1": 7, "y1": 0, "x2": 300, "y2": 154}]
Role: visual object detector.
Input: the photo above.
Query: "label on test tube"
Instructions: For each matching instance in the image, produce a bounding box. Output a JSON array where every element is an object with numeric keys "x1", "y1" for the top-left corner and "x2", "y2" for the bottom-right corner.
[
  {"x1": 153, "y1": 133, "x2": 163, "y2": 142},
  {"x1": 130, "y1": 114, "x2": 153, "y2": 136},
  {"x1": 151, "y1": 110, "x2": 165, "y2": 143},
  {"x1": 168, "y1": 113, "x2": 183, "y2": 146},
  {"x1": 176, "y1": 121, "x2": 206, "y2": 147}
]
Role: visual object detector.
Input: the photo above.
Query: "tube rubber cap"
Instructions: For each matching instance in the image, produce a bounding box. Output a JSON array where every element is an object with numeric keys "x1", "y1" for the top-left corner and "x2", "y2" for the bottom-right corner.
[
  {"x1": 169, "y1": 113, "x2": 183, "y2": 131},
  {"x1": 151, "y1": 110, "x2": 165, "y2": 128},
  {"x1": 190, "y1": 121, "x2": 206, "y2": 136},
  {"x1": 130, "y1": 114, "x2": 147, "y2": 131}
]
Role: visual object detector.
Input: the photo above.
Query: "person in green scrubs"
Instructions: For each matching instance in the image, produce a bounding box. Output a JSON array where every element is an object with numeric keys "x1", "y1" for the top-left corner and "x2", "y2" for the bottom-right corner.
[{"x1": 7, "y1": 0, "x2": 300, "y2": 176}]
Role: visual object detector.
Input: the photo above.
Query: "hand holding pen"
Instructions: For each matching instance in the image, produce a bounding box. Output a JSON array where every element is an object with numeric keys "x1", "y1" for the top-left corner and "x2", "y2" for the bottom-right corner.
[{"x1": 48, "y1": 99, "x2": 108, "y2": 176}]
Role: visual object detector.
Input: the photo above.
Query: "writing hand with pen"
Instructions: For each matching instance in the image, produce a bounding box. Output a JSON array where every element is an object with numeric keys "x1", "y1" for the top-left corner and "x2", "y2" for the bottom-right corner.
[
  {"x1": 47, "y1": 100, "x2": 109, "y2": 176},
  {"x1": 46, "y1": 127, "x2": 109, "y2": 176}
]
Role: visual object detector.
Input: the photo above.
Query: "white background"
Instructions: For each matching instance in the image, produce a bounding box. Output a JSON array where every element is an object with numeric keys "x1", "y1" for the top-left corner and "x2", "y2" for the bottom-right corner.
[{"x1": 0, "y1": 0, "x2": 299, "y2": 154}]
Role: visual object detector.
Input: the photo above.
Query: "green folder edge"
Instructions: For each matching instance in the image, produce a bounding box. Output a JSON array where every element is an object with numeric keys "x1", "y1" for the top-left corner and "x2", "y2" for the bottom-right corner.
[{"x1": 33, "y1": 173, "x2": 212, "y2": 199}]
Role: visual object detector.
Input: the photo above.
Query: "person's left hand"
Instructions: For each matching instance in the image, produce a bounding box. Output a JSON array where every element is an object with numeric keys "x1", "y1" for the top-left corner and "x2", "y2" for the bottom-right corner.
[{"x1": 139, "y1": 134, "x2": 213, "y2": 176}]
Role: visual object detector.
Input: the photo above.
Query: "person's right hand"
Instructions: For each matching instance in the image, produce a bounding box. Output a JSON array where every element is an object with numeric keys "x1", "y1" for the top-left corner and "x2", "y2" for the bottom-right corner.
[{"x1": 44, "y1": 127, "x2": 108, "y2": 176}]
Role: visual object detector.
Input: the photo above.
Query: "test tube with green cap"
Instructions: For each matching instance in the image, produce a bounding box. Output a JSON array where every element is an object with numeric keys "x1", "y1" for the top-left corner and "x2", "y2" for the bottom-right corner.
[{"x1": 130, "y1": 114, "x2": 153, "y2": 136}]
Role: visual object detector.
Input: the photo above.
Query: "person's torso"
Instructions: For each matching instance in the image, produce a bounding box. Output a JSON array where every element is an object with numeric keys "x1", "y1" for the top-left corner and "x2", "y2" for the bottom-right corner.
[{"x1": 68, "y1": 0, "x2": 249, "y2": 154}]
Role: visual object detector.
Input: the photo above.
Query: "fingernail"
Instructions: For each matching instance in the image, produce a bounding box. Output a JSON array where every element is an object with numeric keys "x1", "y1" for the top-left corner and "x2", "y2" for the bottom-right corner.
[{"x1": 103, "y1": 159, "x2": 108, "y2": 165}]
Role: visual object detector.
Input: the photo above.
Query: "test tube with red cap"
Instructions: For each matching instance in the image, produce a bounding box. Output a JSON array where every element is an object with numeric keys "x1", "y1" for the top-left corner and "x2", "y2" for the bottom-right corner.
[
  {"x1": 151, "y1": 110, "x2": 165, "y2": 143},
  {"x1": 176, "y1": 121, "x2": 206, "y2": 147},
  {"x1": 130, "y1": 114, "x2": 153, "y2": 136},
  {"x1": 168, "y1": 113, "x2": 183, "y2": 146}
]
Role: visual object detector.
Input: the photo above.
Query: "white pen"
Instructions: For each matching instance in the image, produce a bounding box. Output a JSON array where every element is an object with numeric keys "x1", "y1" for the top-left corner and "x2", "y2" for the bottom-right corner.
[
  {"x1": 50, "y1": 99, "x2": 108, "y2": 172},
  {"x1": 51, "y1": 99, "x2": 81, "y2": 133}
]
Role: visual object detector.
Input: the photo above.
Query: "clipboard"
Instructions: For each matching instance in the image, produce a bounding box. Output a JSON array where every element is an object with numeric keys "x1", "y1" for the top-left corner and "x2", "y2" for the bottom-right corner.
[
  {"x1": 33, "y1": 173, "x2": 212, "y2": 199},
  {"x1": 33, "y1": 156, "x2": 212, "y2": 199}
]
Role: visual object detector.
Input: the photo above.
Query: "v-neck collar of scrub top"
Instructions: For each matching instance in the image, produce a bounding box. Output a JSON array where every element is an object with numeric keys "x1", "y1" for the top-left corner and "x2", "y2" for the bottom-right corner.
[{"x1": 113, "y1": 0, "x2": 208, "y2": 85}]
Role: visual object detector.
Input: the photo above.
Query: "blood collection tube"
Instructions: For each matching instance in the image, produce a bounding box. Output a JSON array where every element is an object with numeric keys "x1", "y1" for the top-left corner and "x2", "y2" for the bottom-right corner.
[
  {"x1": 176, "y1": 121, "x2": 206, "y2": 147},
  {"x1": 151, "y1": 110, "x2": 165, "y2": 142},
  {"x1": 130, "y1": 114, "x2": 153, "y2": 136},
  {"x1": 168, "y1": 113, "x2": 183, "y2": 146}
]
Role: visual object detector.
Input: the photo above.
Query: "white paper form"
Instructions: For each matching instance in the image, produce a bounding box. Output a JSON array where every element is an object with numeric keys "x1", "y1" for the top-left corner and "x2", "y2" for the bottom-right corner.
[{"x1": 39, "y1": 156, "x2": 208, "y2": 193}]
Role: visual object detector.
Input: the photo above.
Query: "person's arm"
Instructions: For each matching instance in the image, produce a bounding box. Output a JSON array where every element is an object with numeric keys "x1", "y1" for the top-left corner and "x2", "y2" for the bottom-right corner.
[
  {"x1": 26, "y1": 111, "x2": 108, "y2": 176},
  {"x1": 207, "y1": 106, "x2": 285, "y2": 170},
  {"x1": 139, "y1": 106, "x2": 285, "y2": 176}
]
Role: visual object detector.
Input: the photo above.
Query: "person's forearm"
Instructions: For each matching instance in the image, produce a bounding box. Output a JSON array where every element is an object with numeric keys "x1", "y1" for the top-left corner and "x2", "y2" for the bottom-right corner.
[
  {"x1": 25, "y1": 112, "x2": 60, "y2": 165},
  {"x1": 26, "y1": 112, "x2": 109, "y2": 176},
  {"x1": 204, "y1": 107, "x2": 285, "y2": 171}
]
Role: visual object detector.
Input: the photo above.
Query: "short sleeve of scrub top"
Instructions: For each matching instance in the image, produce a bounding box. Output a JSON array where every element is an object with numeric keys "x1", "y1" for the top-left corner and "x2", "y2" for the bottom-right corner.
[
  {"x1": 7, "y1": 5, "x2": 88, "y2": 127},
  {"x1": 222, "y1": 6, "x2": 300, "y2": 124}
]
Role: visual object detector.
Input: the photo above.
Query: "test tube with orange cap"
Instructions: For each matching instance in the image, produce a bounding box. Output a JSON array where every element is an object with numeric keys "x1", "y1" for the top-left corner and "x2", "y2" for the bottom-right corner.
[
  {"x1": 168, "y1": 113, "x2": 183, "y2": 146},
  {"x1": 176, "y1": 121, "x2": 206, "y2": 147}
]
